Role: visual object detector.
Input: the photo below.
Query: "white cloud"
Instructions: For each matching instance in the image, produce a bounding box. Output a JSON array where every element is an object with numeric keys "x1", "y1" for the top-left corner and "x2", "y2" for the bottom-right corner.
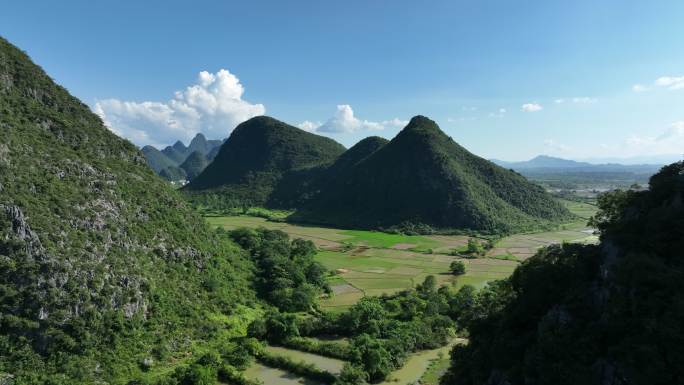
[
  {"x1": 94, "y1": 69, "x2": 265, "y2": 147},
  {"x1": 655, "y1": 76, "x2": 684, "y2": 90},
  {"x1": 297, "y1": 120, "x2": 322, "y2": 132},
  {"x1": 657, "y1": 120, "x2": 684, "y2": 140},
  {"x1": 554, "y1": 99, "x2": 565, "y2": 104},
  {"x1": 499, "y1": 108, "x2": 506, "y2": 113},
  {"x1": 521, "y1": 103, "x2": 543, "y2": 112},
  {"x1": 303, "y1": 105, "x2": 407, "y2": 134},
  {"x1": 621, "y1": 121, "x2": 684, "y2": 155},
  {"x1": 633, "y1": 76, "x2": 684, "y2": 92}
]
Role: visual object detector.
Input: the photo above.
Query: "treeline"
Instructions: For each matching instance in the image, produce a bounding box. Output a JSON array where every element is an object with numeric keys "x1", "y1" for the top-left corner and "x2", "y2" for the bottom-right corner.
[
  {"x1": 227, "y1": 227, "x2": 330, "y2": 311},
  {"x1": 248, "y1": 275, "x2": 479, "y2": 384},
  {"x1": 440, "y1": 162, "x2": 684, "y2": 385},
  {"x1": 281, "y1": 337, "x2": 352, "y2": 360}
]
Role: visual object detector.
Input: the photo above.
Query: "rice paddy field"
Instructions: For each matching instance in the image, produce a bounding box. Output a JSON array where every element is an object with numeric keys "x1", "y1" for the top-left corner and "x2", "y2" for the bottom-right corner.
[
  {"x1": 208, "y1": 199, "x2": 598, "y2": 385},
  {"x1": 205, "y1": 198, "x2": 597, "y2": 312},
  {"x1": 243, "y1": 363, "x2": 324, "y2": 385}
]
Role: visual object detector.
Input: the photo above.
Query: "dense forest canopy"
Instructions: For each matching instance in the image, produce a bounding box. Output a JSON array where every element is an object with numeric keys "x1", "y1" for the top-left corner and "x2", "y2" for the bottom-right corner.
[
  {"x1": 293, "y1": 116, "x2": 573, "y2": 233},
  {"x1": 0, "y1": 36, "x2": 256, "y2": 384},
  {"x1": 441, "y1": 161, "x2": 684, "y2": 385}
]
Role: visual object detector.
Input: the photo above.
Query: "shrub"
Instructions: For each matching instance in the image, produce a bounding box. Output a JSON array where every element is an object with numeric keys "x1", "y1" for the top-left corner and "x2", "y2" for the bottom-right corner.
[{"x1": 449, "y1": 260, "x2": 466, "y2": 275}]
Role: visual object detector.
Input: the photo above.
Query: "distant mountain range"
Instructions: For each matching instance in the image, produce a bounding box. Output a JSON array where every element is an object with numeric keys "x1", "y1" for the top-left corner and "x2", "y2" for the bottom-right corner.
[
  {"x1": 185, "y1": 116, "x2": 572, "y2": 233},
  {"x1": 491, "y1": 155, "x2": 664, "y2": 174},
  {"x1": 141, "y1": 133, "x2": 223, "y2": 181}
]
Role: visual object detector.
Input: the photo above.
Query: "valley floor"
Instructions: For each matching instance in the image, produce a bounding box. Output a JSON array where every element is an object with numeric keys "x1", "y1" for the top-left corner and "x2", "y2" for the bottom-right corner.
[
  {"x1": 206, "y1": 199, "x2": 597, "y2": 384},
  {"x1": 206, "y1": 199, "x2": 596, "y2": 313}
]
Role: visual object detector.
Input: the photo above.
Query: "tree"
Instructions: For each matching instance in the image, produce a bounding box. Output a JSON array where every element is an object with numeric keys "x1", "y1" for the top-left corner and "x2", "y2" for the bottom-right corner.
[
  {"x1": 264, "y1": 312, "x2": 300, "y2": 343},
  {"x1": 350, "y1": 334, "x2": 393, "y2": 382},
  {"x1": 418, "y1": 275, "x2": 437, "y2": 293},
  {"x1": 343, "y1": 297, "x2": 388, "y2": 335},
  {"x1": 336, "y1": 363, "x2": 368, "y2": 385},
  {"x1": 450, "y1": 260, "x2": 466, "y2": 275},
  {"x1": 466, "y1": 238, "x2": 484, "y2": 256},
  {"x1": 229, "y1": 227, "x2": 330, "y2": 311}
]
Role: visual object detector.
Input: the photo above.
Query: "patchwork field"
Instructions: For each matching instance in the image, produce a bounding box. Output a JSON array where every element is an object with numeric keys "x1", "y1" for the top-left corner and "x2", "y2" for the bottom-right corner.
[
  {"x1": 241, "y1": 339, "x2": 466, "y2": 385},
  {"x1": 206, "y1": 199, "x2": 597, "y2": 311},
  {"x1": 208, "y1": 199, "x2": 598, "y2": 384},
  {"x1": 243, "y1": 363, "x2": 324, "y2": 385},
  {"x1": 487, "y1": 199, "x2": 599, "y2": 260}
]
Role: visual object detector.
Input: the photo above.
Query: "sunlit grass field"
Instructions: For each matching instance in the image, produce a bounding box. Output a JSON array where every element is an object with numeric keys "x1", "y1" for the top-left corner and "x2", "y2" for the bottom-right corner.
[{"x1": 206, "y1": 199, "x2": 597, "y2": 311}]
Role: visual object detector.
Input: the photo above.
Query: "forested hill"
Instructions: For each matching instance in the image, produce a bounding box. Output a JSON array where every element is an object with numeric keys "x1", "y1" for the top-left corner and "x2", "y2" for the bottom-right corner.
[
  {"x1": 0, "y1": 37, "x2": 255, "y2": 383},
  {"x1": 141, "y1": 133, "x2": 223, "y2": 181},
  {"x1": 185, "y1": 115, "x2": 346, "y2": 205},
  {"x1": 441, "y1": 161, "x2": 684, "y2": 385},
  {"x1": 293, "y1": 116, "x2": 573, "y2": 233}
]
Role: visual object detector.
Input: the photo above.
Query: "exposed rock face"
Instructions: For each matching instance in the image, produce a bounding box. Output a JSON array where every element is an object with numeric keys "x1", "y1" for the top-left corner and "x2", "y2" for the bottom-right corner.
[{"x1": 0, "y1": 37, "x2": 253, "y2": 382}]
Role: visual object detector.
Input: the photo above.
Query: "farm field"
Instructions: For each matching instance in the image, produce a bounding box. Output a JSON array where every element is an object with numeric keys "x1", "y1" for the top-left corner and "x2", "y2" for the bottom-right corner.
[
  {"x1": 378, "y1": 338, "x2": 466, "y2": 385},
  {"x1": 243, "y1": 363, "x2": 324, "y2": 385},
  {"x1": 487, "y1": 199, "x2": 599, "y2": 260},
  {"x1": 242, "y1": 339, "x2": 466, "y2": 385},
  {"x1": 265, "y1": 346, "x2": 346, "y2": 374},
  {"x1": 206, "y1": 199, "x2": 597, "y2": 311},
  {"x1": 207, "y1": 216, "x2": 517, "y2": 311}
]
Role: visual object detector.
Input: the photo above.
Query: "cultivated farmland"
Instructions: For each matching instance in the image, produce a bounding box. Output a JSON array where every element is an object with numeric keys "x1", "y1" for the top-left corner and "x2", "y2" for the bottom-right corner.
[{"x1": 206, "y1": 199, "x2": 595, "y2": 311}]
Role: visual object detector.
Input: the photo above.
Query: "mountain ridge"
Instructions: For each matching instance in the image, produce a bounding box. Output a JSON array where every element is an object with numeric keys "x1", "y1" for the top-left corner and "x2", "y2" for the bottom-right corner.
[
  {"x1": 289, "y1": 116, "x2": 574, "y2": 233},
  {"x1": 185, "y1": 115, "x2": 347, "y2": 205},
  {"x1": 141, "y1": 132, "x2": 223, "y2": 181},
  {"x1": 0, "y1": 36, "x2": 254, "y2": 382},
  {"x1": 492, "y1": 154, "x2": 664, "y2": 172}
]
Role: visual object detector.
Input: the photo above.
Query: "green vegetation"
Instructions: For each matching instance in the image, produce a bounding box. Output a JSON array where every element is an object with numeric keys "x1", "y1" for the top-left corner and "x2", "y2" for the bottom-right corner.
[
  {"x1": 441, "y1": 162, "x2": 684, "y2": 385},
  {"x1": 281, "y1": 337, "x2": 351, "y2": 361},
  {"x1": 257, "y1": 351, "x2": 337, "y2": 384},
  {"x1": 141, "y1": 134, "x2": 222, "y2": 182},
  {"x1": 141, "y1": 145, "x2": 177, "y2": 173},
  {"x1": 185, "y1": 115, "x2": 346, "y2": 206},
  {"x1": 292, "y1": 116, "x2": 573, "y2": 233},
  {"x1": 203, "y1": 206, "x2": 293, "y2": 220},
  {"x1": 228, "y1": 227, "x2": 330, "y2": 312},
  {"x1": 180, "y1": 150, "x2": 209, "y2": 180},
  {"x1": 0, "y1": 37, "x2": 259, "y2": 384},
  {"x1": 340, "y1": 229, "x2": 438, "y2": 250},
  {"x1": 184, "y1": 115, "x2": 571, "y2": 233},
  {"x1": 247, "y1": 277, "x2": 478, "y2": 384},
  {"x1": 207, "y1": 215, "x2": 519, "y2": 311},
  {"x1": 159, "y1": 164, "x2": 187, "y2": 181},
  {"x1": 449, "y1": 261, "x2": 466, "y2": 275}
]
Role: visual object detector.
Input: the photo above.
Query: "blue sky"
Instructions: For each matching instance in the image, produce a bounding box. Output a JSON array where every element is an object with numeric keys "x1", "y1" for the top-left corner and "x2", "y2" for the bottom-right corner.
[{"x1": 3, "y1": 0, "x2": 684, "y2": 161}]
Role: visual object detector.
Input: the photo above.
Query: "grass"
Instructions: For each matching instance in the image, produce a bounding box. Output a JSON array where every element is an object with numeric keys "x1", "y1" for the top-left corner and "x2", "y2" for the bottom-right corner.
[
  {"x1": 378, "y1": 338, "x2": 465, "y2": 385},
  {"x1": 419, "y1": 355, "x2": 452, "y2": 385},
  {"x1": 340, "y1": 229, "x2": 438, "y2": 250},
  {"x1": 207, "y1": 203, "x2": 596, "y2": 310},
  {"x1": 243, "y1": 362, "x2": 323, "y2": 385},
  {"x1": 485, "y1": 199, "x2": 599, "y2": 261},
  {"x1": 206, "y1": 215, "x2": 518, "y2": 311},
  {"x1": 265, "y1": 346, "x2": 345, "y2": 374}
]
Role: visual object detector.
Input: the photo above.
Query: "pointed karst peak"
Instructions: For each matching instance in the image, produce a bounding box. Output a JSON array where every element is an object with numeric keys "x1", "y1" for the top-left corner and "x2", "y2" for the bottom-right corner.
[
  {"x1": 231, "y1": 115, "x2": 279, "y2": 132},
  {"x1": 401, "y1": 115, "x2": 442, "y2": 134},
  {"x1": 172, "y1": 140, "x2": 187, "y2": 151},
  {"x1": 393, "y1": 115, "x2": 447, "y2": 144},
  {"x1": 190, "y1": 132, "x2": 207, "y2": 143}
]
